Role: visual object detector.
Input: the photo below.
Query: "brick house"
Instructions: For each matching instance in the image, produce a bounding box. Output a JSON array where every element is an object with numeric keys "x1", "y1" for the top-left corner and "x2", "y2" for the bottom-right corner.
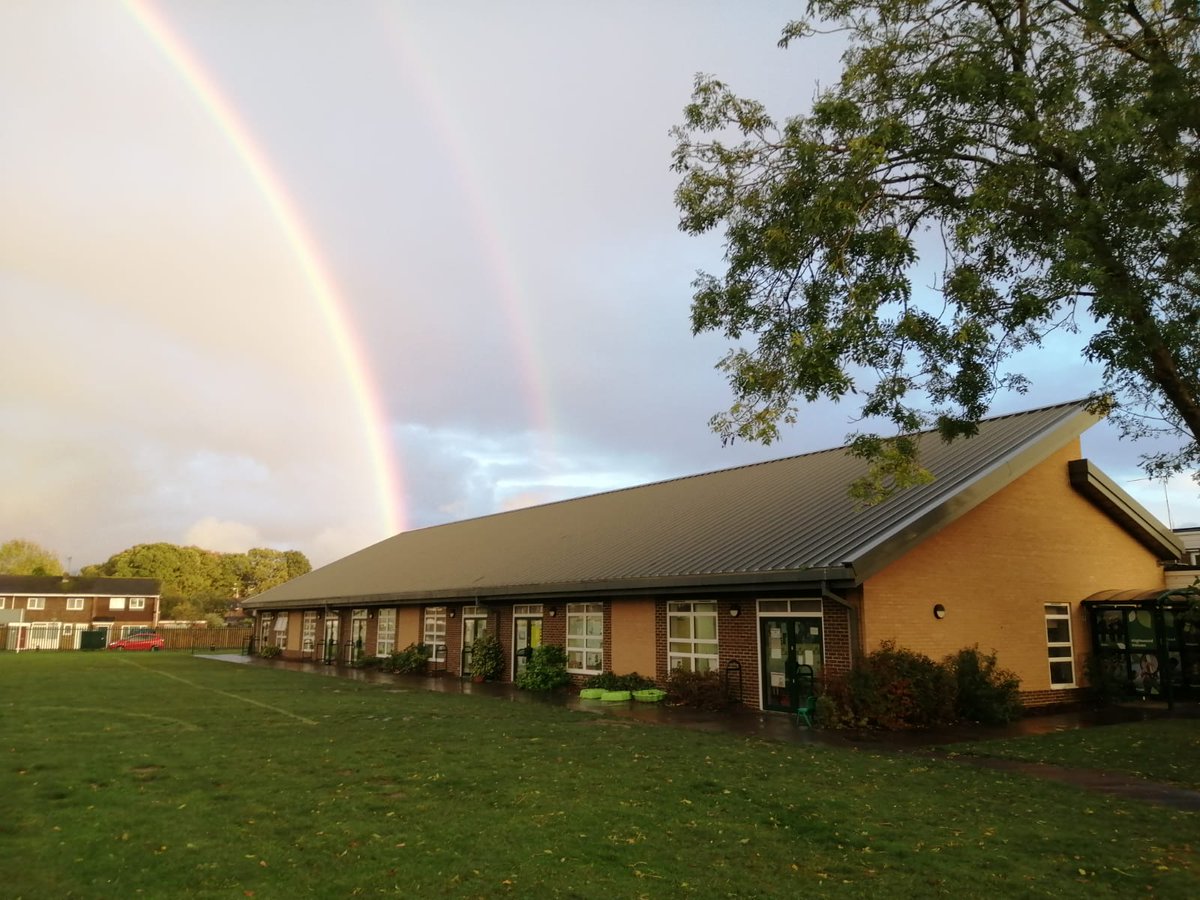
[
  {"x1": 0, "y1": 576, "x2": 162, "y2": 651},
  {"x1": 243, "y1": 400, "x2": 1192, "y2": 711}
]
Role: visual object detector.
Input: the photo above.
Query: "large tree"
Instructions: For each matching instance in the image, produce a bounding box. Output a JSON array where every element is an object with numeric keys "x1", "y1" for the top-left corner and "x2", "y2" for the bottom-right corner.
[
  {"x1": 0, "y1": 539, "x2": 64, "y2": 576},
  {"x1": 82, "y1": 543, "x2": 312, "y2": 610},
  {"x1": 673, "y1": 0, "x2": 1199, "y2": 497}
]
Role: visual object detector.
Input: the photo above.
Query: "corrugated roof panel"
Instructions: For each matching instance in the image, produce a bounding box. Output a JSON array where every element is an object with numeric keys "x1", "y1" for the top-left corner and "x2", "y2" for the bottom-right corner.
[{"x1": 246, "y1": 400, "x2": 1100, "y2": 607}]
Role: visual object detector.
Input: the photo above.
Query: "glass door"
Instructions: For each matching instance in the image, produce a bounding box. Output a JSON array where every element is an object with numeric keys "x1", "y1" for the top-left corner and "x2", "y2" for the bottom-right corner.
[
  {"x1": 323, "y1": 615, "x2": 340, "y2": 664},
  {"x1": 462, "y1": 612, "x2": 488, "y2": 676},
  {"x1": 514, "y1": 615, "x2": 543, "y2": 676},
  {"x1": 760, "y1": 617, "x2": 822, "y2": 712}
]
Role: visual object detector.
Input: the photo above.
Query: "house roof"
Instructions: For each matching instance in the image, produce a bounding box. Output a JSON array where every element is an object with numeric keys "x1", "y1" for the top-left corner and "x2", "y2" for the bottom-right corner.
[
  {"x1": 0, "y1": 575, "x2": 161, "y2": 595},
  {"x1": 247, "y1": 400, "x2": 1179, "y2": 611}
]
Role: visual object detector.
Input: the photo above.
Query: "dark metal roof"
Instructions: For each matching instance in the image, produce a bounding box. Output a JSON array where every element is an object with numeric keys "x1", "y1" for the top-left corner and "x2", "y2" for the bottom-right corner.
[
  {"x1": 0, "y1": 575, "x2": 161, "y2": 595},
  {"x1": 245, "y1": 400, "x2": 1157, "y2": 611}
]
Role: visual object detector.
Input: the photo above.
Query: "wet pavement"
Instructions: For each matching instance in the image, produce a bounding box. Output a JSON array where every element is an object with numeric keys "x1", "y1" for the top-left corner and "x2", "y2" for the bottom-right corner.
[{"x1": 199, "y1": 653, "x2": 1200, "y2": 810}]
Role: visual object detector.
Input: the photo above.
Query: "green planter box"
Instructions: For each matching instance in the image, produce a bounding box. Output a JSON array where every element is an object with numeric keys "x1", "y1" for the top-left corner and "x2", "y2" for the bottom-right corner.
[
  {"x1": 600, "y1": 690, "x2": 632, "y2": 702},
  {"x1": 633, "y1": 689, "x2": 666, "y2": 703},
  {"x1": 579, "y1": 688, "x2": 606, "y2": 699}
]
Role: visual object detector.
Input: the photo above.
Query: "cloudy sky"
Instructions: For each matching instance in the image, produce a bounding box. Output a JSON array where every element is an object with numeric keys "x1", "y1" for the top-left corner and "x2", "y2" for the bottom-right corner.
[{"x1": 2, "y1": 1, "x2": 1195, "y2": 571}]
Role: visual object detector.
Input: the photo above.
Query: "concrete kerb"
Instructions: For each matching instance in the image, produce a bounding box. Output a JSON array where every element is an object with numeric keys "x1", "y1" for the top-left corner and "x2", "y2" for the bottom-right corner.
[{"x1": 199, "y1": 654, "x2": 1200, "y2": 809}]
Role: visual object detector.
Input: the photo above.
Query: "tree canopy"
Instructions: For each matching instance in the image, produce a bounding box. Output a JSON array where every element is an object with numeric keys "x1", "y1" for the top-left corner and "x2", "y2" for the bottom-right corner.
[
  {"x1": 0, "y1": 539, "x2": 64, "y2": 576},
  {"x1": 673, "y1": 0, "x2": 1200, "y2": 496},
  {"x1": 81, "y1": 543, "x2": 312, "y2": 618}
]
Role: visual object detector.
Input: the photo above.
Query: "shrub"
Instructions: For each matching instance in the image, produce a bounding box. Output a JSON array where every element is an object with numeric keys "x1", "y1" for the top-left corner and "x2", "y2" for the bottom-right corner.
[
  {"x1": 844, "y1": 641, "x2": 956, "y2": 729},
  {"x1": 516, "y1": 644, "x2": 571, "y2": 692},
  {"x1": 468, "y1": 631, "x2": 504, "y2": 681},
  {"x1": 388, "y1": 643, "x2": 430, "y2": 674},
  {"x1": 664, "y1": 668, "x2": 735, "y2": 710},
  {"x1": 582, "y1": 671, "x2": 658, "y2": 692},
  {"x1": 259, "y1": 645, "x2": 282, "y2": 659},
  {"x1": 947, "y1": 646, "x2": 1023, "y2": 724}
]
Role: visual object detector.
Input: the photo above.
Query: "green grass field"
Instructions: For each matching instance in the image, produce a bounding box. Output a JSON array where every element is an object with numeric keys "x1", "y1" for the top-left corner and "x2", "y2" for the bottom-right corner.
[
  {"x1": 953, "y1": 718, "x2": 1200, "y2": 790},
  {"x1": 2, "y1": 653, "x2": 1197, "y2": 898}
]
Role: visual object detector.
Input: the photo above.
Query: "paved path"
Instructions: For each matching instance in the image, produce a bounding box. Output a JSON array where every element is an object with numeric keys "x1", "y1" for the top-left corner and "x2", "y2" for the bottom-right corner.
[{"x1": 200, "y1": 653, "x2": 1200, "y2": 810}]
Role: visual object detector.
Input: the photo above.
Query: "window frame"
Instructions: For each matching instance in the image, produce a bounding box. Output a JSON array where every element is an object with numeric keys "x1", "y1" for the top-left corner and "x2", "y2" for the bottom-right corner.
[
  {"x1": 1045, "y1": 603, "x2": 1076, "y2": 688},
  {"x1": 66, "y1": 597, "x2": 85, "y2": 611},
  {"x1": 423, "y1": 607, "x2": 447, "y2": 663},
  {"x1": 667, "y1": 601, "x2": 719, "y2": 673},
  {"x1": 27, "y1": 597, "x2": 45, "y2": 610},
  {"x1": 565, "y1": 602, "x2": 604, "y2": 675},
  {"x1": 301, "y1": 611, "x2": 318, "y2": 652},
  {"x1": 376, "y1": 608, "x2": 397, "y2": 657},
  {"x1": 130, "y1": 597, "x2": 146, "y2": 610}
]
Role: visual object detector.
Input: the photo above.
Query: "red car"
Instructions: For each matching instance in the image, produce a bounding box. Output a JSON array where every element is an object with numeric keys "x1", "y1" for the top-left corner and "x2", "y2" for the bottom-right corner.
[{"x1": 107, "y1": 630, "x2": 165, "y2": 651}]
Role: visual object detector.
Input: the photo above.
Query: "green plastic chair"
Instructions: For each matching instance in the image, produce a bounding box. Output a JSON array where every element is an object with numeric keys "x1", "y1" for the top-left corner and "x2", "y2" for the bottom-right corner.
[{"x1": 795, "y1": 664, "x2": 817, "y2": 727}]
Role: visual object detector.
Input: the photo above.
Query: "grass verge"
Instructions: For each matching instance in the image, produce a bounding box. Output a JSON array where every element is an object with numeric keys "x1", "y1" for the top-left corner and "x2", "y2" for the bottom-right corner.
[{"x1": 2, "y1": 653, "x2": 1197, "y2": 898}]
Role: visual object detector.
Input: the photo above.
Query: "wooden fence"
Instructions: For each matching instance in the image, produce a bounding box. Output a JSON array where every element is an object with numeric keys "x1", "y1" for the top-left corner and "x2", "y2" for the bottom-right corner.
[{"x1": 0, "y1": 624, "x2": 253, "y2": 652}]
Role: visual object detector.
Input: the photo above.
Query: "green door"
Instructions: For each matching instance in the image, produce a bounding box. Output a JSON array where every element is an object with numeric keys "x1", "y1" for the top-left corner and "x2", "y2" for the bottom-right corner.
[{"x1": 760, "y1": 617, "x2": 823, "y2": 712}]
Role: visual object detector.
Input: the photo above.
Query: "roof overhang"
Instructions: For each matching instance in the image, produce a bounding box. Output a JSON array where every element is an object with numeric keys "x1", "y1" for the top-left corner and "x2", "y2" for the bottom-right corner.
[
  {"x1": 1068, "y1": 459, "x2": 1185, "y2": 561},
  {"x1": 242, "y1": 565, "x2": 857, "y2": 612}
]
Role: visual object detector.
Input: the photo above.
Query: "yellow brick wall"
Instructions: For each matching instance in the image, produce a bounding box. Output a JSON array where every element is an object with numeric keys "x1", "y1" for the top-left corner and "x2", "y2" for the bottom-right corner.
[
  {"x1": 611, "y1": 598, "x2": 656, "y2": 675},
  {"x1": 862, "y1": 440, "x2": 1166, "y2": 692}
]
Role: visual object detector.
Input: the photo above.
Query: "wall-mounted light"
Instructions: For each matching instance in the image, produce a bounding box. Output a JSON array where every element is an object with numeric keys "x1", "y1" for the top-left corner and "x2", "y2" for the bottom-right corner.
[
  {"x1": 933, "y1": 604, "x2": 946, "y2": 620},
  {"x1": 729, "y1": 604, "x2": 741, "y2": 618},
  {"x1": 448, "y1": 609, "x2": 456, "y2": 618},
  {"x1": 548, "y1": 607, "x2": 557, "y2": 617}
]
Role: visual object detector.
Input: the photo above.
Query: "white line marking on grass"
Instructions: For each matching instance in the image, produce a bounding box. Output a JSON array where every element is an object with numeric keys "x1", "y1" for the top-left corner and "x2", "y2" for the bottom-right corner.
[
  {"x1": 118, "y1": 658, "x2": 319, "y2": 726},
  {"x1": 42, "y1": 706, "x2": 201, "y2": 731}
]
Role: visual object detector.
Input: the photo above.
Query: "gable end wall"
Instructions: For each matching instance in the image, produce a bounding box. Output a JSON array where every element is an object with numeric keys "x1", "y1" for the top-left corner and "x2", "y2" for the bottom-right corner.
[{"x1": 861, "y1": 440, "x2": 1165, "y2": 693}]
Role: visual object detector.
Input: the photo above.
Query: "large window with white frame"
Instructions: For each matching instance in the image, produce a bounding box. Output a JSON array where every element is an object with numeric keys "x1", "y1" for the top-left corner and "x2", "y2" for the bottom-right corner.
[
  {"x1": 667, "y1": 601, "x2": 719, "y2": 672},
  {"x1": 566, "y1": 602, "x2": 604, "y2": 674},
  {"x1": 1045, "y1": 603, "x2": 1075, "y2": 687},
  {"x1": 27, "y1": 597, "x2": 45, "y2": 610},
  {"x1": 424, "y1": 607, "x2": 447, "y2": 664},
  {"x1": 273, "y1": 612, "x2": 289, "y2": 649},
  {"x1": 109, "y1": 597, "x2": 126, "y2": 610},
  {"x1": 376, "y1": 608, "x2": 397, "y2": 657},
  {"x1": 302, "y1": 611, "x2": 318, "y2": 653},
  {"x1": 67, "y1": 597, "x2": 85, "y2": 611},
  {"x1": 130, "y1": 597, "x2": 146, "y2": 610}
]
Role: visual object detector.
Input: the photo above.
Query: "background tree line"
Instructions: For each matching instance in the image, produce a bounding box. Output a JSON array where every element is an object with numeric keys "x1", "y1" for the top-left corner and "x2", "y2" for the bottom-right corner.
[{"x1": 0, "y1": 538, "x2": 310, "y2": 623}]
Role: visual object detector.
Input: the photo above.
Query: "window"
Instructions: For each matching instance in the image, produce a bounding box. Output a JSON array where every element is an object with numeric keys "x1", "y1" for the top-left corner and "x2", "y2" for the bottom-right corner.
[
  {"x1": 27, "y1": 597, "x2": 45, "y2": 610},
  {"x1": 130, "y1": 598, "x2": 146, "y2": 610},
  {"x1": 1045, "y1": 604, "x2": 1075, "y2": 687},
  {"x1": 67, "y1": 597, "x2": 85, "y2": 611},
  {"x1": 376, "y1": 609, "x2": 397, "y2": 657},
  {"x1": 302, "y1": 611, "x2": 318, "y2": 652},
  {"x1": 667, "y1": 601, "x2": 719, "y2": 672},
  {"x1": 63, "y1": 624, "x2": 74, "y2": 636},
  {"x1": 566, "y1": 603, "x2": 604, "y2": 674},
  {"x1": 424, "y1": 607, "x2": 447, "y2": 663},
  {"x1": 273, "y1": 612, "x2": 289, "y2": 648},
  {"x1": 109, "y1": 597, "x2": 126, "y2": 610}
]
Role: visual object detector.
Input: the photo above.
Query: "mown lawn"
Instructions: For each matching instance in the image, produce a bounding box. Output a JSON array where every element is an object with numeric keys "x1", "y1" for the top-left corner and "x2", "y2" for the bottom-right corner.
[
  {"x1": 952, "y1": 717, "x2": 1200, "y2": 790},
  {"x1": 2, "y1": 653, "x2": 1197, "y2": 898}
]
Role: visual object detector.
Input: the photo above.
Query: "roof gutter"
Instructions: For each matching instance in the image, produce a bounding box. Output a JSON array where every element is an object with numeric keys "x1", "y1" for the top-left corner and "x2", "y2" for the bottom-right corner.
[{"x1": 242, "y1": 566, "x2": 858, "y2": 612}]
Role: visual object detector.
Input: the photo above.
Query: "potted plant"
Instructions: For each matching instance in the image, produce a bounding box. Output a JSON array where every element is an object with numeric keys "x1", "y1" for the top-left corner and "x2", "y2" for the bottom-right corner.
[{"x1": 468, "y1": 631, "x2": 503, "y2": 682}]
